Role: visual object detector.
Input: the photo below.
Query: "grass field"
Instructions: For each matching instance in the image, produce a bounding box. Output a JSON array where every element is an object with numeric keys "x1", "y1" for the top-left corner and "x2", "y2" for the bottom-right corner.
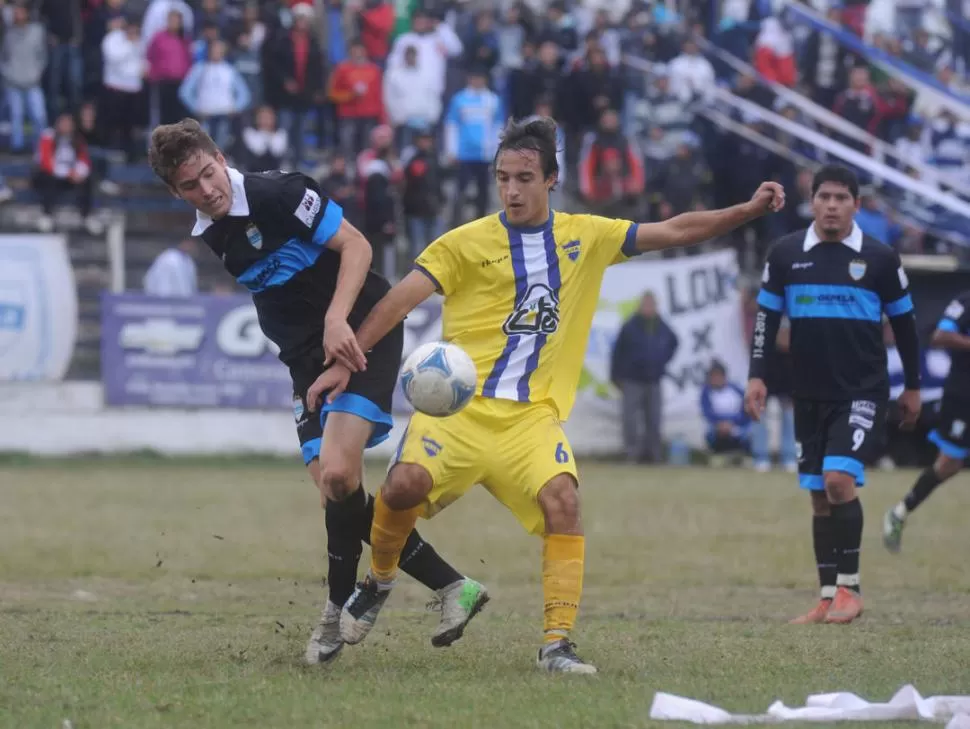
[{"x1": 2, "y1": 459, "x2": 970, "y2": 729}]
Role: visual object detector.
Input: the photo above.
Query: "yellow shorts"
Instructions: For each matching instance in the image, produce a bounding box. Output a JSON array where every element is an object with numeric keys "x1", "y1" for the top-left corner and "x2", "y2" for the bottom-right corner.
[{"x1": 389, "y1": 397, "x2": 578, "y2": 535}]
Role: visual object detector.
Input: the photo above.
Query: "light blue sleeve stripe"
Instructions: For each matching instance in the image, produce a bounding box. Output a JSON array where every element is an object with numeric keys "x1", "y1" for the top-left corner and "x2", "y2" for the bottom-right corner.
[
  {"x1": 938, "y1": 318, "x2": 960, "y2": 333},
  {"x1": 757, "y1": 289, "x2": 784, "y2": 312},
  {"x1": 884, "y1": 294, "x2": 914, "y2": 317},
  {"x1": 311, "y1": 201, "x2": 344, "y2": 247}
]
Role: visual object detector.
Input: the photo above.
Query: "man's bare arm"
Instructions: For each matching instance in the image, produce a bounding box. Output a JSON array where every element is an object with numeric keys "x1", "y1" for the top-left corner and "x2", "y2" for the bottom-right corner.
[
  {"x1": 356, "y1": 269, "x2": 438, "y2": 353},
  {"x1": 634, "y1": 181, "x2": 784, "y2": 253},
  {"x1": 931, "y1": 329, "x2": 970, "y2": 351},
  {"x1": 324, "y1": 219, "x2": 373, "y2": 324}
]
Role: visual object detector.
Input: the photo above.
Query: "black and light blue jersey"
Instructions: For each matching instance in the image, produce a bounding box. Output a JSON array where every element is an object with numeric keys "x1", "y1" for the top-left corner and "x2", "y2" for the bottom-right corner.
[
  {"x1": 192, "y1": 167, "x2": 391, "y2": 362},
  {"x1": 934, "y1": 291, "x2": 970, "y2": 398},
  {"x1": 754, "y1": 223, "x2": 914, "y2": 401}
]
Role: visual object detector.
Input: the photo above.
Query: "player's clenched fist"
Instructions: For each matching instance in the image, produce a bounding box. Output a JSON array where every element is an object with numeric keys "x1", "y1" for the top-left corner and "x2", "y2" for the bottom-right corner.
[
  {"x1": 744, "y1": 377, "x2": 768, "y2": 422},
  {"x1": 748, "y1": 181, "x2": 786, "y2": 215}
]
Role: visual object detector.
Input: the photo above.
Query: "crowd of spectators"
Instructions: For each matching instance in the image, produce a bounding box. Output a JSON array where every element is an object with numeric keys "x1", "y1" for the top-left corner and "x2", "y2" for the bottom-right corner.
[{"x1": 0, "y1": 0, "x2": 966, "y2": 266}]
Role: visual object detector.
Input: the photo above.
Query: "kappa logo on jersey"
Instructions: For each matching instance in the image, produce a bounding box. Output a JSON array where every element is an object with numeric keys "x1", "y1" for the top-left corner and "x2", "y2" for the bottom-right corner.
[
  {"x1": 294, "y1": 188, "x2": 321, "y2": 228},
  {"x1": 848, "y1": 259, "x2": 867, "y2": 281},
  {"x1": 503, "y1": 283, "x2": 561, "y2": 336},
  {"x1": 245, "y1": 223, "x2": 263, "y2": 250},
  {"x1": 792, "y1": 261, "x2": 813, "y2": 270},
  {"x1": 562, "y1": 240, "x2": 581, "y2": 262}
]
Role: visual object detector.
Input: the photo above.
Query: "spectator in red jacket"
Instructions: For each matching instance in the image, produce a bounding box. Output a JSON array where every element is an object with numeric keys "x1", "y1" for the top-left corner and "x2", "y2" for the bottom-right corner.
[
  {"x1": 359, "y1": 0, "x2": 395, "y2": 65},
  {"x1": 32, "y1": 112, "x2": 99, "y2": 235},
  {"x1": 578, "y1": 108, "x2": 645, "y2": 218},
  {"x1": 329, "y1": 39, "x2": 385, "y2": 161},
  {"x1": 832, "y1": 66, "x2": 907, "y2": 145},
  {"x1": 753, "y1": 17, "x2": 796, "y2": 88}
]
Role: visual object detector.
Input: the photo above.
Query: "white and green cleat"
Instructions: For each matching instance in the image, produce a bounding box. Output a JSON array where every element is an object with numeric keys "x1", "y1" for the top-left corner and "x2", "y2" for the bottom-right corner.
[
  {"x1": 883, "y1": 507, "x2": 906, "y2": 554},
  {"x1": 431, "y1": 578, "x2": 489, "y2": 647}
]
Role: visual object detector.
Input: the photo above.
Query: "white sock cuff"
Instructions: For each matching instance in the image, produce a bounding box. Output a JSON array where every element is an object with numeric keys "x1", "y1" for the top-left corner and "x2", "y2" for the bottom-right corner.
[
  {"x1": 821, "y1": 585, "x2": 837, "y2": 599},
  {"x1": 836, "y1": 573, "x2": 860, "y2": 587}
]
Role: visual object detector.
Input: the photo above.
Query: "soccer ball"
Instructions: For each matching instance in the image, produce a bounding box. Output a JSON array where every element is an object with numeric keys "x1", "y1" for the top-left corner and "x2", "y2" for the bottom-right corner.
[{"x1": 400, "y1": 341, "x2": 477, "y2": 417}]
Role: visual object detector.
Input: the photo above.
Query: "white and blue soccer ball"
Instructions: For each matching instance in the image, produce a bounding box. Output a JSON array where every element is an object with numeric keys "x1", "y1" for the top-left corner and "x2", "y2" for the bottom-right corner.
[{"x1": 400, "y1": 341, "x2": 477, "y2": 417}]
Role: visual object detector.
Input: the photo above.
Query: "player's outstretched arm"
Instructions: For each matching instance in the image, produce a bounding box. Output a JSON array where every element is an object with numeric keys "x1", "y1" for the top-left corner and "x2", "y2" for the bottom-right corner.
[
  {"x1": 307, "y1": 270, "x2": 437, "y2": 409},
  {"x1": 324, "y1": 219, "x2": 374, "y2": 371},
  {"x1": 633, "y1": 182, "x2": 785, "y2": 253}
]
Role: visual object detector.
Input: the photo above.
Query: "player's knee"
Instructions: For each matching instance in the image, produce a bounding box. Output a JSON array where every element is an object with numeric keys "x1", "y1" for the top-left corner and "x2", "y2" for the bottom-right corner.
[
  {"x1": 320, "y1": 460, "x2": 358, "y2": 502},
  {"x1": 810, "y1": 490, "x2": 831, "y2": 516},
  {"x1": 538, "y1": 474, "x2": 581, "y2": 534},
  {"x1": 823, "y1": 471, "x2": 856, "y2": 504},
  {"x1": 936, "y1": 453, "x2": 963, "y2": 479},
  {"x1": 382, "y1": 464, "x2": 432, "y2": 511}
]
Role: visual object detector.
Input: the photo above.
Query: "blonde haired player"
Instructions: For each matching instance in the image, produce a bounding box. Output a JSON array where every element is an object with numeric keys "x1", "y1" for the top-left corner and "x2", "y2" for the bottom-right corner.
[{"x1": 308, "y1": 117, "x2": 785, "y2": 673}]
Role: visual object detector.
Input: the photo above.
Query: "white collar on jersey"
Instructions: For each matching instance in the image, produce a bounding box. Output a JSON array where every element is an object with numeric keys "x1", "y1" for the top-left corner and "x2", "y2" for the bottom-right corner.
[
  {"x1": 191, "y1": 166, "x2": 250, "y2": 236},
  {"x1": 802, "y1": 221, "x2": 863, "y2": 253}
]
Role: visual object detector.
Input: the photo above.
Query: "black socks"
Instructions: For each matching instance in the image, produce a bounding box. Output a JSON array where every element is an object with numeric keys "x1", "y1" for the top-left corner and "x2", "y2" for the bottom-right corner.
[{"x1": 830, "y1": 498, "x2": 863, "y2": 594}]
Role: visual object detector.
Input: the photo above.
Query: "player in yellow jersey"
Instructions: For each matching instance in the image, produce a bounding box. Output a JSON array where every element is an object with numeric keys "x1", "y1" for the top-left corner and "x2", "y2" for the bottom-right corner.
[{"x1": 307, "y1": 117, "x2": 785, "y2": 673}]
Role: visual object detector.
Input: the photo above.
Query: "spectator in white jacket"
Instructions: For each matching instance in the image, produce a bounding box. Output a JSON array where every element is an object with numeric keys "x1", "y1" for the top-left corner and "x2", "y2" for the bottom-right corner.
[
  {"x1": 383, "y1": 45, "x2": 444, "y2": 150},
  {"x1": 144, "y1": 239, "x2": 199, "y2": 298},
  {"x1": 101, "y1": 15, "x2": 147, "y2": 161},
  {"x1": 668, "y1": 38, "x2": 716, "y2": 104},
  {"x1": 179, "y1": 40, "x2": 251, "y2": 148},
  {"x1": 387, "y1": 10, "x2": 462, "y2": 99}
]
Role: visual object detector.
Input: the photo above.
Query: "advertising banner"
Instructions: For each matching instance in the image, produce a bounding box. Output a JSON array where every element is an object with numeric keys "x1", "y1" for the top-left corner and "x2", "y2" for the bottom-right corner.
[
  {"x1": 0, "y1": 234, "x2": 78, "y2": 381},
  {"x1": 100, "y1": 294, "x2": 292, "y2": 408}
]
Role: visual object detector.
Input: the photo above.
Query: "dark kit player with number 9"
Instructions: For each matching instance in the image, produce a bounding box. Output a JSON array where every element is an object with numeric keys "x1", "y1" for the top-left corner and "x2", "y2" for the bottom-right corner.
[
  {"x1": 148, "y1": 119, "x2": 487, "y2": 666},
  {"x1": 745, "y1": 165, "x2": 922, "y2": 625}
]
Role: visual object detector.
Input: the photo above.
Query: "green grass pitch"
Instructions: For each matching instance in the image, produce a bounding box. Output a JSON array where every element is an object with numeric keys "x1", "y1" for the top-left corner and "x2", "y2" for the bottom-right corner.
[{"x1": 2, "y1": 458, "x2": 969, "y2": 728}]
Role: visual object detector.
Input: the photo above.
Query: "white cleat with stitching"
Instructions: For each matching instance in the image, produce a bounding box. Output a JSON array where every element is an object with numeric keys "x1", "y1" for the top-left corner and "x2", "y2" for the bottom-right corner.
[{"x1": 305, "y1": 601, "x2": 343, "y2": 665}]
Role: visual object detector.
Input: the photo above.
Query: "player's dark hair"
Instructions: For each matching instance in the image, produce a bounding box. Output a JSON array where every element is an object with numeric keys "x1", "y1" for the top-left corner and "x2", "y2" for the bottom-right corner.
[
  {"x1": 811, "y1": 164, "x2": 860, "y2": 200},
  {"x1": 149, "y1": 118, "x2": 221, "y2": 187},
  {"x1": 493, "y1": 116, "x2": 560, "y2": 184}
]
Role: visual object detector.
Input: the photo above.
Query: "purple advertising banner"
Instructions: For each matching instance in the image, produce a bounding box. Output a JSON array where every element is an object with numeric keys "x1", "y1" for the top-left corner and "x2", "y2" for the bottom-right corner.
[{"x1": 100, "y1": 293, "x2": 293, "y2": 409}]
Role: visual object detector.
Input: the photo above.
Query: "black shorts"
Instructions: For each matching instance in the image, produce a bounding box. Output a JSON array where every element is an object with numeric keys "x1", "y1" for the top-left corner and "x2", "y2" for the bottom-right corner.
[
  {"x1": 288, "y1": 322, "x2": 404, "y2": 465},
  {"x1": 928, "y1": 395, "x2": 970, "y2": 460},
  {"x1": 794, "y1": 399, "x2": 888, "y2": 490}
]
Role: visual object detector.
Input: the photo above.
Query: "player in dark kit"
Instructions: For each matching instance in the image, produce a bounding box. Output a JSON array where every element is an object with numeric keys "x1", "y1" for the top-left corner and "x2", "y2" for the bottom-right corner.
[
  {"x1": 883, "y1": 290, "x2": 970, "y2": 552},
  {"x1": 148, "y1": 119, "x2": 487, "y2": 665},
  {"x1": 745, "y1": 165, "x2": 922, "y2": 625}
]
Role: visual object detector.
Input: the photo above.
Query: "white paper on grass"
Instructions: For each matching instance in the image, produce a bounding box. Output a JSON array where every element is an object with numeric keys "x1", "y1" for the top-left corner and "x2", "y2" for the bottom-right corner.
[{"x1": 649, "y1": 685, "x2": 970, "y2": 725}]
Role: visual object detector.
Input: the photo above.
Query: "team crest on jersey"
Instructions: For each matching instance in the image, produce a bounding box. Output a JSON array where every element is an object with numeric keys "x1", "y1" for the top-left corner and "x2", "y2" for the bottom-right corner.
[
  {"x1": 562, "y1": 239, "x2": 581, "y2": 262},
  {"x1": 245, "y1": 223, "x2": 264, "y2": 250},
  {"x1": 848, "y1": 259, "x2": 867, "y2": 281},
  {"x1": 503, "y1": 283, "x2": 561, "y2": 336}
]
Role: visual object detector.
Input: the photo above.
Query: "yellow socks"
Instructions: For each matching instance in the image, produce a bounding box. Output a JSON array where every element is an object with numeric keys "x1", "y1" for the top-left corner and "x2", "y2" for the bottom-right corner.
[
  {"x1": 542, "y1": 533, "x2": 585, "y2": 644},
  {"x1": 370, "y1": 492, "x2": 421, "y2": 583}
]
